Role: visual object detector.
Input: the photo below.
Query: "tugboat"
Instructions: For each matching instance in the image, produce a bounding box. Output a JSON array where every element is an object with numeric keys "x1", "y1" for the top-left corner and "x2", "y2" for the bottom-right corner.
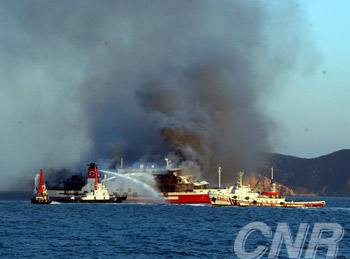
[
  {"x1": 208, "y1": 168, "x2": 325, "y2": 207},
  {"x1": 48, "y1": 163, "x2": 127, "y2": 203},
  {"x1": 77, "y1": 163, "x2": 126, "y2": 203},
  {"x1": 31, "y1": 169, "x2": 52, "y2": 204}
]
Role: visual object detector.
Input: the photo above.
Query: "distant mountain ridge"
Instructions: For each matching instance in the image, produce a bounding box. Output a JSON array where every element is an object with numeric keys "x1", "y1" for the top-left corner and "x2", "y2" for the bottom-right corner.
[
  {"x1": 259, "y1": 149, "x2": 350, "y2": 196},
  {"x1": 242, "y1": 173, "x2": 296, "y2": 196}
]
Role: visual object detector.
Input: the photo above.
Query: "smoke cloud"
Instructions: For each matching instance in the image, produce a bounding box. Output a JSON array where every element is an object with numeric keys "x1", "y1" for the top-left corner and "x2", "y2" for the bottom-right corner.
[{"x1": 0, "y1": 0, "x2": 316, "y2": 190}]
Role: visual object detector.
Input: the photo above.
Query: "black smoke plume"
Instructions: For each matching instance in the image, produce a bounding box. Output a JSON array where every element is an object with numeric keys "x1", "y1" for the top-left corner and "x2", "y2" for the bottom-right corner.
[{"x1": 0, "y1": 0, "x2": 317, "y2": 190}]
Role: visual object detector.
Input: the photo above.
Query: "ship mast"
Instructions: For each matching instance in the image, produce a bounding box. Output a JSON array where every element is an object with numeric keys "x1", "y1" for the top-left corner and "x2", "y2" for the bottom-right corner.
[
  {"x1": 270, "y1": 167, "x2": 276, "y2": 193},
  {"x1": 218, "y1": 166, "x2": 222, "y2": 188},
  {"x1": 238, "y1": 171, "x2": 244, "y2": 186},
  {"x1": 165, "y1": 157, "x2": 171, "y2": 169},
  {"x1": 271, "y1": 167, "x2": 274, "y2": 180}
]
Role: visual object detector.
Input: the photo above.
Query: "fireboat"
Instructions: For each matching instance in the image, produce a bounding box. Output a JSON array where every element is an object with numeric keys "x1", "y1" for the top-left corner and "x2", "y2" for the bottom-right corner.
[
  {"x1": 47, "y1": 163, "x2": 127, "y2": 203},
  {"x1": 208, "y1": 168, "x2": 325, "y2": 207},
  {"x1": 31, "y1": 169, "x2": 52, "y2": 204}
]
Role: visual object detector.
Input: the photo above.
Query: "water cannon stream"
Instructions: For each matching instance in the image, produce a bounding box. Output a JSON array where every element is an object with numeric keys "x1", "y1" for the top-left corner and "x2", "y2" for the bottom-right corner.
[{"x1": 100, "y1": 170, "x2": 163, "y2": 201}]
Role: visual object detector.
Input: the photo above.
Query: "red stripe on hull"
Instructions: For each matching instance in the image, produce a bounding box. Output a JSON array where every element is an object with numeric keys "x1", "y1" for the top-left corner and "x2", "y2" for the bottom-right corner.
[
  {"x1": 229, "y1": 198, "x2": 233, "y2": 206},
  {"x1": 262, "y1": 192, "x2": 280, "y2": 196}
]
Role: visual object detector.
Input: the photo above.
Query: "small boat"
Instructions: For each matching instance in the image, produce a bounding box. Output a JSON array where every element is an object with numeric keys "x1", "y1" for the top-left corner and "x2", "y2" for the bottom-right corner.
[
  {"x1": 31, "y1": 170, "x2": 52, "y2": 204},
  {"x1": 77, "y1": 176, "x2": 127, "y2": 203},
  {"x1": 208, "y1": 168, "x2": 325, "y2": 208}
]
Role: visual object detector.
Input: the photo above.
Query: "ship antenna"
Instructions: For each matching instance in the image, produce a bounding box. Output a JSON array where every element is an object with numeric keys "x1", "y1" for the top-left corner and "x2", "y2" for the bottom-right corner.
[{"x1": 218, "y1": 166, "x2": 222, "y2": 188}]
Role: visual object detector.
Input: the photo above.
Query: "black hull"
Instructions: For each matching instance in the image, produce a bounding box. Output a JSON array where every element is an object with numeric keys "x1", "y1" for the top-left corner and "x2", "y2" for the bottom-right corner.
[
  {"x1": 31, "y1": 196, "x2": 52, "y2": 204},
  {"x1": 54, "y1": 196, "x2": 127, "y2": 203}
]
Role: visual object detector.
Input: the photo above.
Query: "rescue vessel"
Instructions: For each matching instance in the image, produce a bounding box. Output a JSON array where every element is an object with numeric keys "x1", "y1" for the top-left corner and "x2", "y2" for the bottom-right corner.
[
  {"x1": 47, "y1": 163, "x2": 127, "y2": 203},
  {"x1": 208, "y1": 168, "x2": 325, "y2": 207},
  {"x1": 31, "y1": 169, "x2": 52, "y2": 204}
]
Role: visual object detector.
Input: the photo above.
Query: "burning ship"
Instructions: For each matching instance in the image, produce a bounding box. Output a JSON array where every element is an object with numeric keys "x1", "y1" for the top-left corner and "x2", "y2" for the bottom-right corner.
[
  {"x1": 103, "y1": 158, "x2": 221, "y2": 204},
  {"x1": 31, "y1": 169, "x2": 51, "y2": 204},
  {"x1": 156, "y1": 169, "x2": 212, "y2": 203},
  {"x1": 114, "y1": 167, "x2": 214, "y2": 204},
  {"x1": 47, "y1": 163, "x2": 127, "y2": 203},
  {"x1": 208, "y1": 168, "x2": 325, "y2": 207}
]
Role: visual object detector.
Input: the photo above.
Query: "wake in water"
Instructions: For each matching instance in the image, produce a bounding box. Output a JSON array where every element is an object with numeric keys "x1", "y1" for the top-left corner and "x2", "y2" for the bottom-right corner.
[{"x1": 100, "y1": 170, "x2": 164, "y2": 202}]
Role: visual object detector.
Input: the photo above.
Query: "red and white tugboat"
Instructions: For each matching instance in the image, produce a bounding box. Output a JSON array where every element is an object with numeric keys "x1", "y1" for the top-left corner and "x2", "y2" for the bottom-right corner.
[
  {"x1": 47, "y1": 163, "x2": 127, "y2": 203},
  {"x1": 31, "y1": 170, "x2": 52, "y2": 204},
  {"x1": 208, "y1": 168, "x2": 325, "y2": 208},
  {"x1": 78, "y1": 163, "x2": 126, "y2": 203}
]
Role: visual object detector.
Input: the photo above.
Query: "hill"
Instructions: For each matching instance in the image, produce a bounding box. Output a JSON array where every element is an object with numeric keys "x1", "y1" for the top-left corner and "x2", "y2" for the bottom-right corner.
[{"x1": 259, "y1": 149, "x2": 350, "y2": 196}]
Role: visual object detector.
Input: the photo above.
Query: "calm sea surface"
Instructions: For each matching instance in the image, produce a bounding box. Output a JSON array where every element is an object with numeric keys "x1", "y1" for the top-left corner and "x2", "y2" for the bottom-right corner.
[{"x1": 0, "y1": 195, "x2": 349, "y2": 258}]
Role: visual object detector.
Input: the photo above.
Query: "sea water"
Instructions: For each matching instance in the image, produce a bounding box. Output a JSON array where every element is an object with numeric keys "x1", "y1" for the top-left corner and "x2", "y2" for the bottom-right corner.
[{"x1": 0, "y1": 195, "x2": 349, "y2": 258}]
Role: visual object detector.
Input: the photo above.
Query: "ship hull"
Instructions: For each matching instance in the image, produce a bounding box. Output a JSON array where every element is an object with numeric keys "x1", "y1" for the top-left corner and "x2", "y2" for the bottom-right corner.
[
  {"x1": 208, "y1": 192, "x2": 325, "y2": 208},
  {"x1": 48, "y1": 190, "x2": 126, "y2": 203},
  {"x1": 163, "y1": 191, "x2": 210, "y2": 204},
  {"x1": 59, "y1": 197, "x2": 126, "y2": 203},
  {"x1": 119, "y1": 189, "x2": 216, "y2": 204},
  {"x1": 210, "y1": 198, "x2": 325, "y2": 207},
  {"x1": 31, "y1": 195, "x2": 52, "y2": 204}
]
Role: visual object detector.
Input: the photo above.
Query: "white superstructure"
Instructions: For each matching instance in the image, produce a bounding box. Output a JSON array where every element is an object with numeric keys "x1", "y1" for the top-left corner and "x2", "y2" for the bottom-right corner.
[{"x1": 80, "y1": 182, "x2": 110, "y2": 202}]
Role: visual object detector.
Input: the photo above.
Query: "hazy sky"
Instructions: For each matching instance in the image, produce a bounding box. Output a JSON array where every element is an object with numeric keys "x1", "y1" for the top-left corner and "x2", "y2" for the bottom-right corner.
[{"x1": 267, "y1": 0, "x2": 350, "y2": 158}]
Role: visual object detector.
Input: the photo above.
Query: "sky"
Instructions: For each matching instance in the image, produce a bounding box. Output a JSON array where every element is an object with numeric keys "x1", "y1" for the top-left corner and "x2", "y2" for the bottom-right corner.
[
  {"x1": 0, "y1": 0, "x2": 349, "y2": 190},
  {"x1": 267, "y1": 0, "x2": 350, "y2": 158}
]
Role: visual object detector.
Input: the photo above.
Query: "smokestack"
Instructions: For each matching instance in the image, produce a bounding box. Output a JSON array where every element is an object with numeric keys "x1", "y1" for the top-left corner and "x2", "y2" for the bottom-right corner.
[
  {"x1": 94, "y1": 165, "x2": 98, "y2": 190},
  {"x1": 87, "y1": 162, "x2": 98, "y2": 181}
]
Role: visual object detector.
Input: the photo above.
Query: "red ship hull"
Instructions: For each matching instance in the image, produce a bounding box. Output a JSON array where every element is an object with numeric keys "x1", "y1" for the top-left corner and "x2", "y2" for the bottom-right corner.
[
  {"x1": 164, "y1": 192, "x2": 210, "y2": 204},
  {"x1": 122, "y1": 190, "x2": 213, "y2": 204}
]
